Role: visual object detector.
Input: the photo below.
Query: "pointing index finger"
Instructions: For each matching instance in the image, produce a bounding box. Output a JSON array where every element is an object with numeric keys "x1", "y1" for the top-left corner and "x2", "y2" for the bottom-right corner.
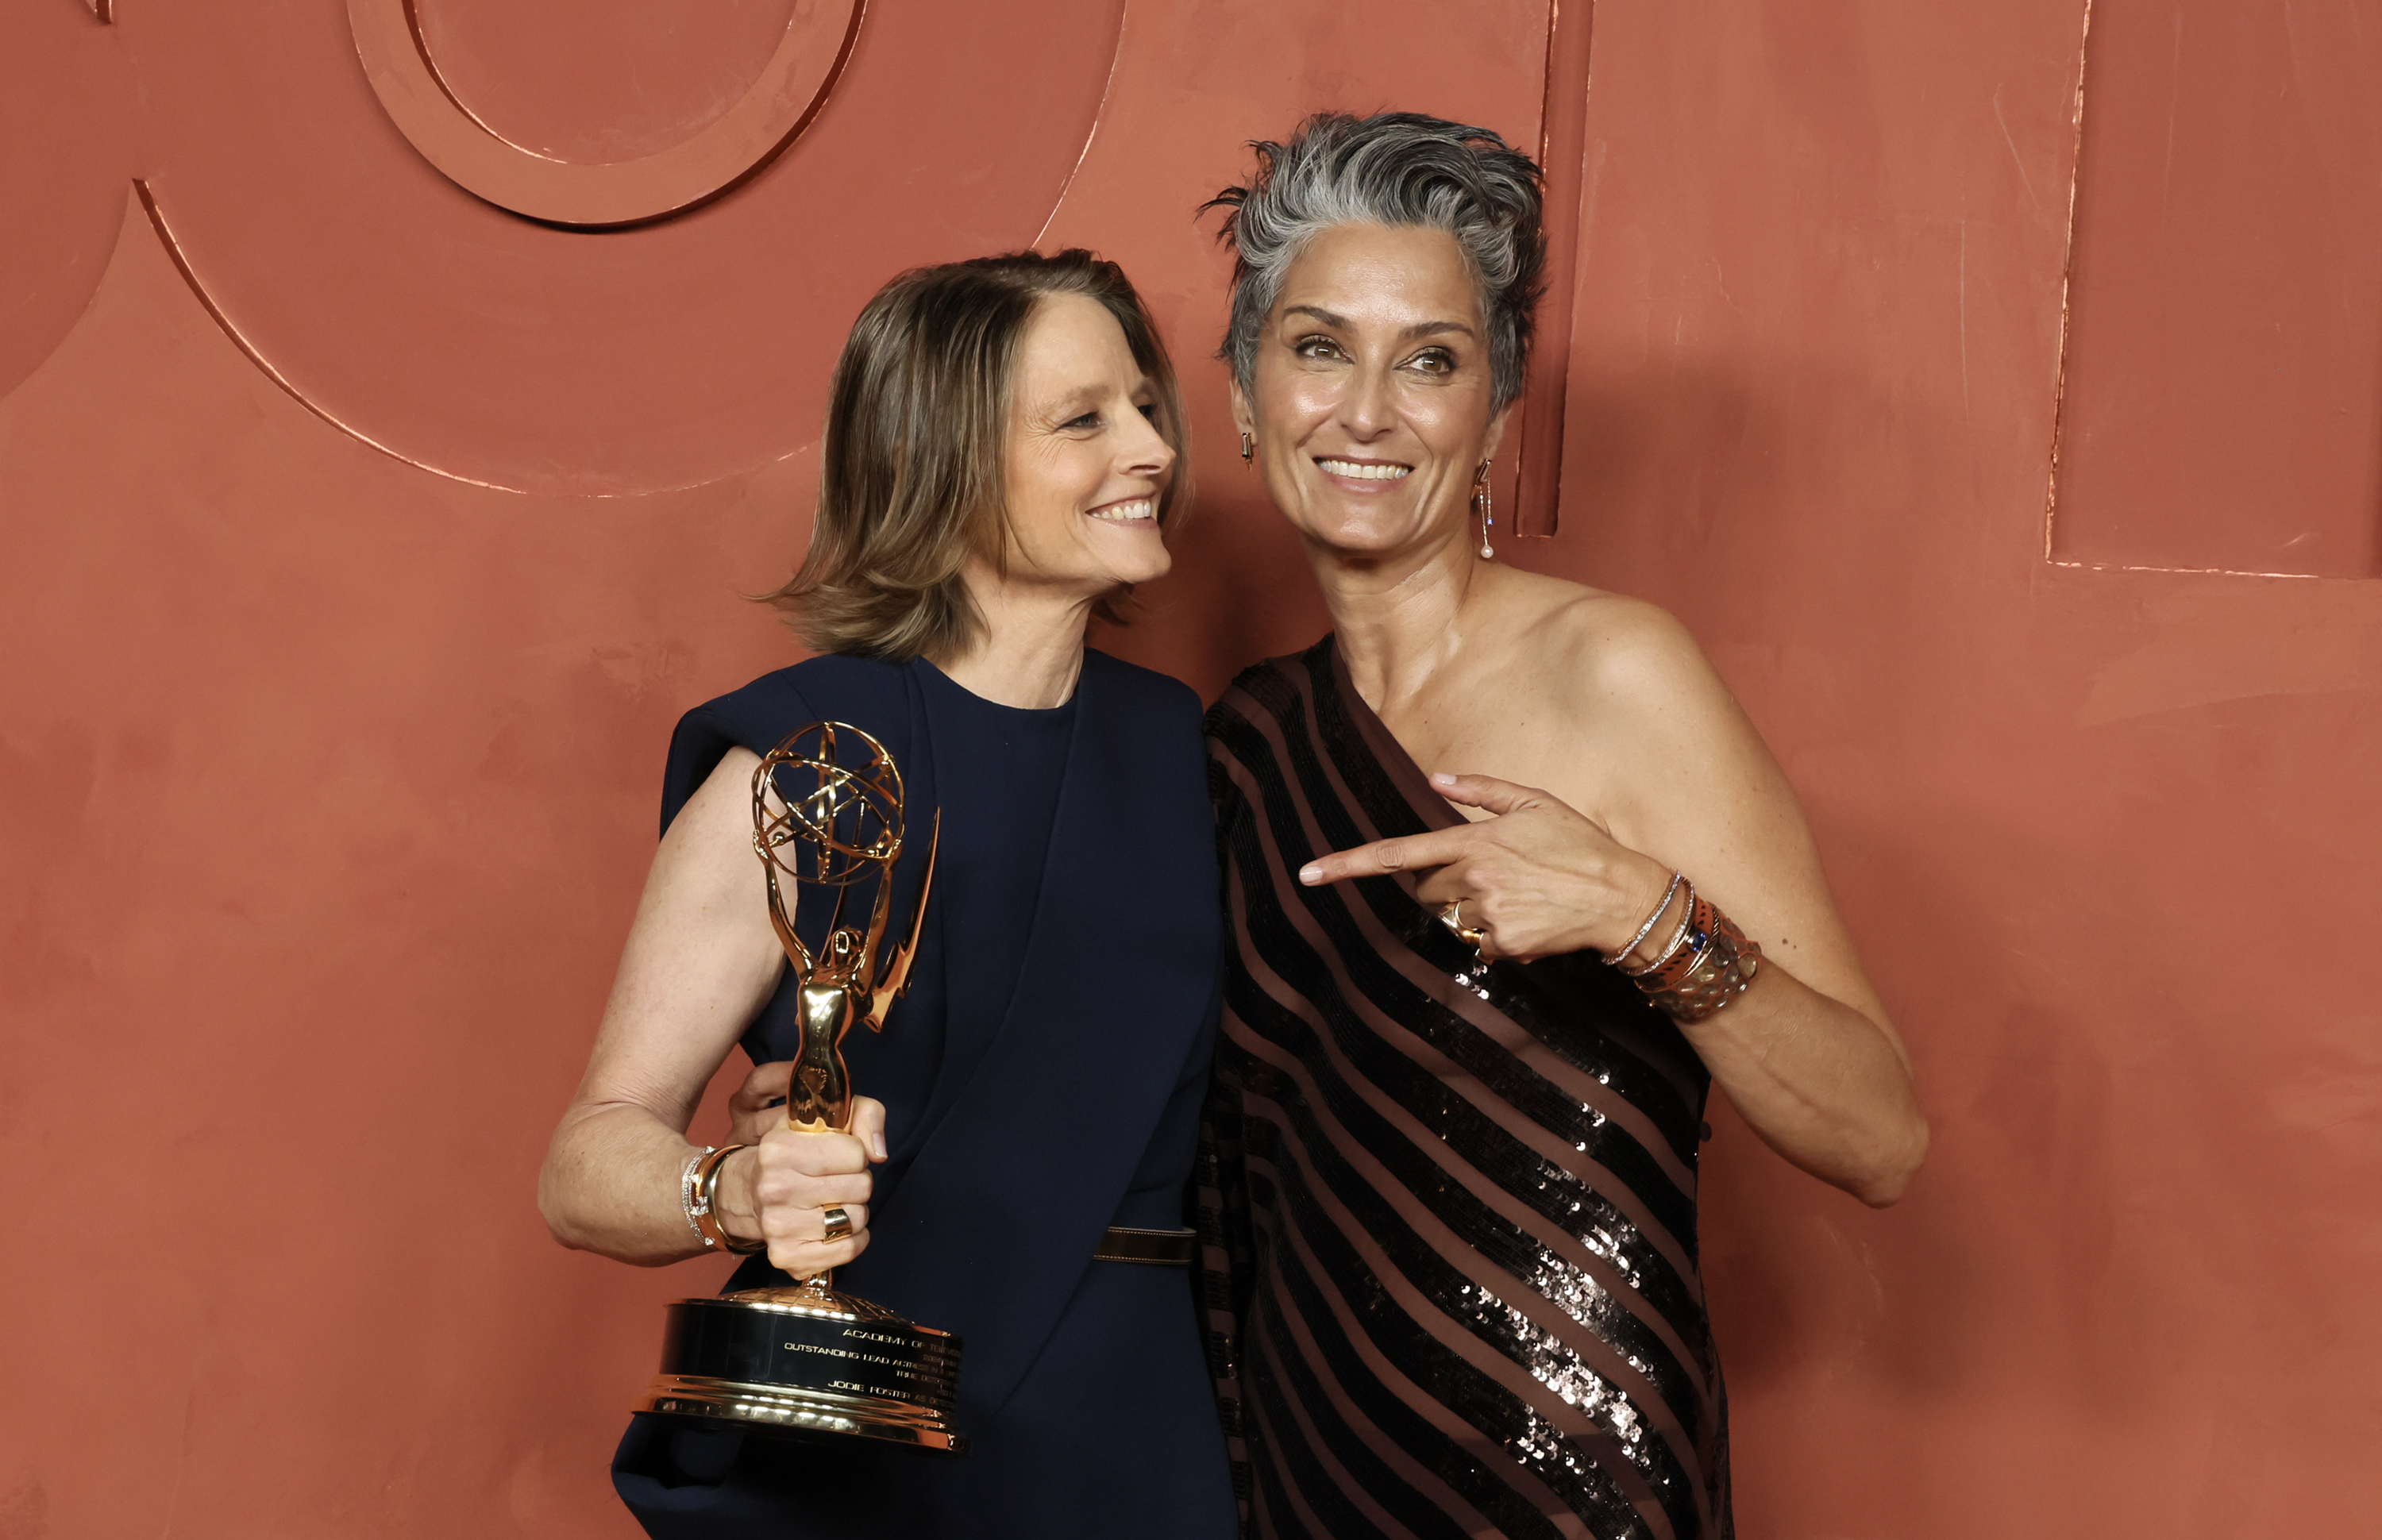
[{"x1": 1297, "y1": 826, "x2": 1479, "y2": 886}]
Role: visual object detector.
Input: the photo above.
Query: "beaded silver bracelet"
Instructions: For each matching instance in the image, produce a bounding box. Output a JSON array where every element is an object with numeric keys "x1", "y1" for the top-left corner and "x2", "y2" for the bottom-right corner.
[
  {"x1": 680, "y1": 1145, "x2": 717, "y2": 1247},
  {"x1": 1607, "y1": 870, "x2": 1685, "y2": 967},
  {"x1": 1621, "y1": 879, "x2": 1700, "y2": 978}
]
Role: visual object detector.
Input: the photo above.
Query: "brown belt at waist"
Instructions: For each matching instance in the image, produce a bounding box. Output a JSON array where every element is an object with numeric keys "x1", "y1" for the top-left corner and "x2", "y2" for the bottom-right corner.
[{"x1": 1093, "y1": 1226, "x2": 1199, "y2": 1265}]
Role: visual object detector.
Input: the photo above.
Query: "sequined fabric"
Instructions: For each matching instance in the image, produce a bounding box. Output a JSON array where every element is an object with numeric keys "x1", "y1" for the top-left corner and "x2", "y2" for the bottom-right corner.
[{"x1": 1199, "y1": 638, "x2": 1732, "y2": 1540}]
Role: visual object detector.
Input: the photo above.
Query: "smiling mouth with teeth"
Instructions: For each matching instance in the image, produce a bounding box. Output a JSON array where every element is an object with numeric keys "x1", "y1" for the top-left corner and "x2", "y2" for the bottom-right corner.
[
  {"x1": 1316, "y1": 459, "x2": 1413, "y2": 480},
  {"x1": 1087, "y1": 498, "x2": 1157, "y2": 522}
]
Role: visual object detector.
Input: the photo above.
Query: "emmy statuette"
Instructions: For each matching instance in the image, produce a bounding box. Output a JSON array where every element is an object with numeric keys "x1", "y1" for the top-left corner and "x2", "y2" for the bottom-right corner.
[{"x1": 634, "y1": 722, "x2": 966, "y2": 1453}]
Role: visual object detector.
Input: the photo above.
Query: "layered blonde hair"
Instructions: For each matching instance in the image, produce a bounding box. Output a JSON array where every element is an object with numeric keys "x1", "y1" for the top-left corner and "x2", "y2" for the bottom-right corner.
[{"x1": 768, "y1": 250, "x2": 1188, "y2": 661}]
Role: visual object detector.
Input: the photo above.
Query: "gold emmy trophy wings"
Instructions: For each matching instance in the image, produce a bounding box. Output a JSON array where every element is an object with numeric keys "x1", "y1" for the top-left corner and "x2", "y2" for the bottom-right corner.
[{"x1": 634, "y1": 722, "x2": 966, "y2": 1452}]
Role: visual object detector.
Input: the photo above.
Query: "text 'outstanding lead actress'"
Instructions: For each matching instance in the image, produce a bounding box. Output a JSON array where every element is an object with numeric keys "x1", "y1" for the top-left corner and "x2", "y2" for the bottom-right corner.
[{"x1": 537, "y1": 253, "x2": 1237, "y2": 1539}]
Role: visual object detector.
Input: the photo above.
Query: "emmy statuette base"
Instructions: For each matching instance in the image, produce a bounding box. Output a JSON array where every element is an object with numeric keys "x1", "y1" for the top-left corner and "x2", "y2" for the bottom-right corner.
[{"x1": 637, "y1": 1280, "x2": 967, "y2": 1453}]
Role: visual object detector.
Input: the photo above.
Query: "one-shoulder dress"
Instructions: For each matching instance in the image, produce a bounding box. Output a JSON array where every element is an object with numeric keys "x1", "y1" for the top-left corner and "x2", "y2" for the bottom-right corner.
[
  {"x1": 1199, "y1": 637, "x2": 1733, "y2": 1540},
  {"x1": 613, "y1": 649, "x2": 1236, "y2": 1540}
]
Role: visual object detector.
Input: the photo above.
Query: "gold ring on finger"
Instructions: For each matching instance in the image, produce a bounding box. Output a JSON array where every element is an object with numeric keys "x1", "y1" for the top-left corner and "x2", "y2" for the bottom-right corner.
[
  {"x1": 820, "y1": 1205, "x2": 853, "y2": 1243},
  {"x1": 1436, "y1": 898, "x2": 1488, "y2": 947}
]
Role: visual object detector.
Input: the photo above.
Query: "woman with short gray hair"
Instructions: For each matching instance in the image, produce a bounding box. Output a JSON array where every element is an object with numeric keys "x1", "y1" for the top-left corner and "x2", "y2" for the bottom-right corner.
[{"x1": 1199, "y1": 112, "x2": 1928, "y2": 1539}]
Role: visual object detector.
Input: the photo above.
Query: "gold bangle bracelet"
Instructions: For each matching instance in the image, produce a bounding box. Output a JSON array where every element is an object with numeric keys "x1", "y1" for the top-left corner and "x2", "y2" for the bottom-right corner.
[{"x1": 692, "y1": 1143, "x2": 766, "y2": 1255}]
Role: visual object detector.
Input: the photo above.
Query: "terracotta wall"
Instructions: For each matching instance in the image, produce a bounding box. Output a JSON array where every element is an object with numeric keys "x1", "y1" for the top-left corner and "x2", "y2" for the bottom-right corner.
[{"x1": 2, "y1": 1, "x2": 2374, "y2": 1535}]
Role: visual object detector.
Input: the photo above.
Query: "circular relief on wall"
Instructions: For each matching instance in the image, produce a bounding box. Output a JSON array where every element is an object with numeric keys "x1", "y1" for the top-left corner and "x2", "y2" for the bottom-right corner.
[
  {"x1": 129, "y1": 0, "x2": 1127, "y2": 494},
  {"x1": 347, "y1": 0, "x2": 861, "y2": 228},
  {"x1": 0, "y1": 2, "x2": 135, "y2": 404}
]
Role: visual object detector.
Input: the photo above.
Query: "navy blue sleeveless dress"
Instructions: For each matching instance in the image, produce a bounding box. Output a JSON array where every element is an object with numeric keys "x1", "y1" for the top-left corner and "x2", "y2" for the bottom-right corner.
[{"x1": 611, "y1": 650, "x2": 1235, "y2": 1539}]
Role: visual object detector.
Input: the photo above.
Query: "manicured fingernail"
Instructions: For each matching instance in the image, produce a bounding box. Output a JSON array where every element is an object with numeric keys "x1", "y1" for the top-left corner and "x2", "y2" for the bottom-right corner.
[
  {"x1": 872, "y1": 1133, "x2": 888, "y2": 1161},
  {"x1": 1431, "y1": 772, "x2": 1457, "y2": 786},
  {"x1": 1297, "y1": 864, "x2": 1322, "y2": 885}
]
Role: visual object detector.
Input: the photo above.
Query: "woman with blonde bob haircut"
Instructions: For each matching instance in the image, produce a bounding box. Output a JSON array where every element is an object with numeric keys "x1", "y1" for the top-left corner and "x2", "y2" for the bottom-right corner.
[{"x1": 541, "y1": 250, "x2": 1236, "y2": 1539}]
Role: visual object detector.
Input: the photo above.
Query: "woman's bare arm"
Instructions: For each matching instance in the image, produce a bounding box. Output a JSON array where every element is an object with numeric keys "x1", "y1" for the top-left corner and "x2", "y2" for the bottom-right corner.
[
  {"x1": 537, "y1": 749, "x2": 882, "y2": 1272},
  {"x1": 1586, "y1": 606, "x2": 1924, "y2": 1203},
  {"x1": 1301, "y1": 603, "x2": 1928, "y2": 1206}
]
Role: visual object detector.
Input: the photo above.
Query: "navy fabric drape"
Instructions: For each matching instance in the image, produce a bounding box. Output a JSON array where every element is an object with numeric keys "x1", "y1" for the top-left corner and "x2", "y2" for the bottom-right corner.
[{"x1": 612, "y1": 649, "x2": 1235, "y2": 1539}]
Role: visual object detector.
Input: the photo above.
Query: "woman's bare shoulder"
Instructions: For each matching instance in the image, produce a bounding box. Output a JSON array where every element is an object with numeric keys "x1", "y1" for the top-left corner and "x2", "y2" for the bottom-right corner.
[{"x1": 1502, "y1": 576, "x2": 1718, "y2": 714}]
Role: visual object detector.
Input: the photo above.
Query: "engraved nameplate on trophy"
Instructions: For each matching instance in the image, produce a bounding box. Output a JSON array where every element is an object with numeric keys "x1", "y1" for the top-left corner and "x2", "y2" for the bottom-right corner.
[{"x1": 634, "y1": 722, "x2": 964, "y2": 1452}]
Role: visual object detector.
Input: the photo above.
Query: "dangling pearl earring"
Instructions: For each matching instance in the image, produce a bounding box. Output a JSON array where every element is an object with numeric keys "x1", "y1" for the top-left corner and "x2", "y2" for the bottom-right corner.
[
  {"x1": 1239, "y1": 431, "x2": 1254, "y2": 464},
  {"x1": 1471, "y1": 460, "x2": 1495, "y2": 560}
]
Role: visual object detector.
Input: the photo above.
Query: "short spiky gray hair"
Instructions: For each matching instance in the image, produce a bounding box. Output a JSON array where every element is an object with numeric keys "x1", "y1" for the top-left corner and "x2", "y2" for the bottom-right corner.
[{"x1": 1204, "y1": 112, "x2": 1546, "y2": 412}]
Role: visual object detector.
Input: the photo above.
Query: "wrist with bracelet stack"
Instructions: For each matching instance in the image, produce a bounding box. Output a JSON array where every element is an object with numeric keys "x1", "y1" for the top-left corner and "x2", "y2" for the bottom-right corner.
[
  {"x1": 681, "y1": 1142, "x2": 767, "y2": 1255},
  {"x1": 1607, "y1": 874, "x2": 1763, "y2": 1023}
]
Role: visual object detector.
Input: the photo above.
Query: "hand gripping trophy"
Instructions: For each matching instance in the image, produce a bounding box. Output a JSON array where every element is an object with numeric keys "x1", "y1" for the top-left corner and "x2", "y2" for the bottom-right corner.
[{"x1": 635, "y1": 722, "x2": 966, "y2": 1453}]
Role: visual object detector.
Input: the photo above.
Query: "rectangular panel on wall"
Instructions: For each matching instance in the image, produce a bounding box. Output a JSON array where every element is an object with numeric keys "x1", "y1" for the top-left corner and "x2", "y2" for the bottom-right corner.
[{"x1": 2052, "y1": 0, "x2": 2382, "y2": 578}]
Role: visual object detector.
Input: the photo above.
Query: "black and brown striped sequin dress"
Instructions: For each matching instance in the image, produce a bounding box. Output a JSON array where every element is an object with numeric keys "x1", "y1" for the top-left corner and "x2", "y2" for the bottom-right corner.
[{"x1": 1198, "y1": 637, "x2": 1732, "y2": 1540}]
